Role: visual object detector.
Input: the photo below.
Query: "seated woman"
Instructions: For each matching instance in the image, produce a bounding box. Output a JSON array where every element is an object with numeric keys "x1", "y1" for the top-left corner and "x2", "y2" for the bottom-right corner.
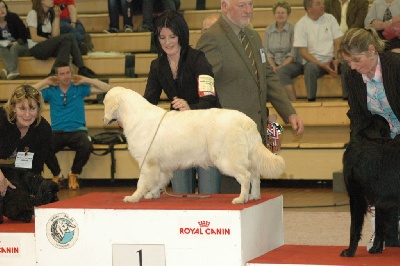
[
  {"x1": 0, "y1": 85, "x2": 59, "y2": 223},
  {"x1": 54, "y1": 0, "x2": 93, "y2": 55},
  {"x1": 27, "y1": 0, "x2": 96, "y2": 77},
  {"x1": 364, "y1": 0, "x2": 400, "y2": 52},
  {"x1": 0, "y1": 0, "x2": 30, "y2": 80},
  {"x1": 264, "y1": 1, "x2": 303, "y2": 101}
]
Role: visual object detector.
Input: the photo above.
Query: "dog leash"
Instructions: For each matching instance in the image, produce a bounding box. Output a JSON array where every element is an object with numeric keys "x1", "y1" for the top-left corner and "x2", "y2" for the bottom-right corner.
[
  {"x1": 137, "y1": 111, "x2": 211, "y2": 200},
  {"x1": 162, "y1": 189, "x2": 211, "y2": 199},
  {"x1": 139, "y1": 111, "x2": 168, "y2": 172}
]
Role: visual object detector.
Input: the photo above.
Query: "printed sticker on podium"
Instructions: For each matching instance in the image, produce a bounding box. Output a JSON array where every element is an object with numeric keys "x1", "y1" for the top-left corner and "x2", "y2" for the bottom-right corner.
[{"x1": 112, "y1": 244, "x2": 165, "y2": 266}]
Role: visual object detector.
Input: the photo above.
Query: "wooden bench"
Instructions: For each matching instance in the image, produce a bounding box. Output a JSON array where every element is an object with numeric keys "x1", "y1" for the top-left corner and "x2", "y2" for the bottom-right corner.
[
  {"x1": 0, "y1": 55, "x2": 126, "y2": 77},
  {"x1": 268, "y1": 99, "x2": 349, "y2": 126},
  {"x1": 90, "y1": 32, "x2": 151, "y2": 53},
  {"x1": 204, "y1": 0, "x2": 305, "y2": 9},
  {"x1": 183, "y1": 7, "x2": 306, "y2": 30}
]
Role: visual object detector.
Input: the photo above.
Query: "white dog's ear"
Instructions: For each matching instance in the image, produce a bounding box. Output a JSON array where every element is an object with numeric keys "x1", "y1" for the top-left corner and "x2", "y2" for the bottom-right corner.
[{"x1": 103, "y1": 93, "x2": 120, "y2": 125}]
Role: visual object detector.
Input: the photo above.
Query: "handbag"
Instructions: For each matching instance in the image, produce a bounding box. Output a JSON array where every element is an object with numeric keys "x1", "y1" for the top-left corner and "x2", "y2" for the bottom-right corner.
[
  {"x1": 90, "y1": 132, "x2": 126, "y2": 146},
  {"x1": 382, "y1": 22, "x2": 400, "y2": 40},
  {"x1": 90, "y1": 132, "x2": 127, "y2": 181}
]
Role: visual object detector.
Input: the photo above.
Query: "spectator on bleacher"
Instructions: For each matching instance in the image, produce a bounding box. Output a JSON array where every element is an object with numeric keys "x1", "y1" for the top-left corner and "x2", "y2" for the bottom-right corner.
[
  {"x1": 33, "y1": 63, "x2": 111, "y2": 190},
  {"x1": 201, "y1": 14, "x2": 219, "y2": 33},
  {"x1": 54, "y1": 0, "x2": 94, "y2": 55},
  {"x1": 264, "y1": 1, "x2": 303, "y2": 101},
  {"x1": 197, "y1": 0, "x2": 304, "y2": 193},
  {"x1": 0, "y1": 85, "x2": 52, "y2": 197},
  {"x1": 294, "y1": 0, "x2": 343, "y2": 101},
  {"x1": 27, "y1": 0, "x2": 96, "y2": 78},
  {"x1": 339, "y1": 25, "x2": 400, "y2": 247},
  {"x1": 137, "y1": 0, "x2": 180, "y2": 32},
  {"x1": 105, "y1": 0, "x2": 134, "y2": 33},
  {"x1": 0, "y1": 0, "x2": 30, "y2": 80},
  {"x1": 324, "y1": 0, "x2": 368, "y2": 32},
  {"x1": 364, "y1": 0, "x2": 400, "y2": 52},
  {"x1": 144, "y1": 10, "x2": 222, "y2": 194}
]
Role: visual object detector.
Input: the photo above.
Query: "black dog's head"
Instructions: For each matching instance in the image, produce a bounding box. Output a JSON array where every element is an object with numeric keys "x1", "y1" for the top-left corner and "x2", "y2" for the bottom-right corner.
[
  {"x1": 34, "y1": 179, "x2": 59, "y2": 206},
  {"x1": 352, "y1": 114, "x2": 391, "y2": 141}
]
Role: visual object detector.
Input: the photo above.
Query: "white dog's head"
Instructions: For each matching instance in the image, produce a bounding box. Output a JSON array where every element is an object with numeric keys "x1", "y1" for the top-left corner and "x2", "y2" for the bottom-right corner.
[{"x1": 103, "y1": 86, "x2": 128, "y2": 125}]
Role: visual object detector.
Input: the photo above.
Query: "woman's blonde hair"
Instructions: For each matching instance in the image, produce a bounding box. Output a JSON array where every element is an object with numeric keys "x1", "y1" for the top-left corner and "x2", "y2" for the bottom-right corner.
[
  {"x1": 3, "y1": 85, "x2": 44, "y2": 126},
  {"x1": 273, "y1": 1, "x2": 292, "y2": 15},
  {"x1": 338, "y1": 25, "x2": 386, "y2": 60}
]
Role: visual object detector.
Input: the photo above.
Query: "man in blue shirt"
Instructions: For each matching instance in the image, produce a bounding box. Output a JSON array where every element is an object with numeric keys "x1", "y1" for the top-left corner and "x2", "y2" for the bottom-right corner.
[{"x1": 33, "y1": 63, "x2": 110, "y2": 189}]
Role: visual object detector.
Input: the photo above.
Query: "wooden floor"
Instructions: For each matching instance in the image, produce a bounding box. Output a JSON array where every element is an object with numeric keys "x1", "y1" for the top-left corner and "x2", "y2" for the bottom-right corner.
[{"x1": 57, "y1": 180, "x2": 350, "y2": 213}]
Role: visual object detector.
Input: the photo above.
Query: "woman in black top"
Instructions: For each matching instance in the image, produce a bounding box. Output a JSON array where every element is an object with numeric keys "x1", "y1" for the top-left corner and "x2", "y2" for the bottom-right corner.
[{"x1": 144, "y1": 10, "x2": 222, "y2": 195}]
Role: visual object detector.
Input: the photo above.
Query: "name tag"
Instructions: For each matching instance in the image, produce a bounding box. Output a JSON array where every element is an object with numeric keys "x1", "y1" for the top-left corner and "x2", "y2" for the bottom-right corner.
[
  {"x1": 15, "y1": 152, "x2": 34, "y2": 169},
  {"x1": 260, "y1": 48, "x2": 266, "y2": 63}
]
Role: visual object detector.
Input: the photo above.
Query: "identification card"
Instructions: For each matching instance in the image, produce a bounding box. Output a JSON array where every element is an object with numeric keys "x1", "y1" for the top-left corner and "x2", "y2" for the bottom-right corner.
[
  {"x1": 198, "y1": 75, "x2": 215, "y2": 96},
  {"x1": 260, "y1": 48, "x2": 266, "y2": 63},
  {"x1": 15, "y1": 152, "x2": 34, "y2": 169}
]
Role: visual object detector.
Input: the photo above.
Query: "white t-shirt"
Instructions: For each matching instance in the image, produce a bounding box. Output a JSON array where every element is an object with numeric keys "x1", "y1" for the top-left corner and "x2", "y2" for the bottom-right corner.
[
  {"x1": 294, "y1": 13, "x2": 343, "y2": 64},
  {"x1": 26, "y1": 10, "x2": 52, "y2": 49}
]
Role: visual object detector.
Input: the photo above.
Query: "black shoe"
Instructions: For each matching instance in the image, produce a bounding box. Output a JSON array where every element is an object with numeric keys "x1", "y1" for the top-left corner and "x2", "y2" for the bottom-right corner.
[
  {"x1": 307, "y1": 98, "x2": 316, "y2": 102},
  {"x1": 78, "y1": 66, "x2": 97, "y2": 78}
]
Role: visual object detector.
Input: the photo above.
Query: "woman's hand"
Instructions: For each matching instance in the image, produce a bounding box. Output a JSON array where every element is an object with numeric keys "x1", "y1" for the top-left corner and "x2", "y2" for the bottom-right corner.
[
  {"x1": 0, "y1": 172, "x2": 16, "y2": 197},
  {"x1": 53, "y1": 5, "x2": 62, "y2": 17},
  {"x1": 172, "y1": 97, "x2": 190, "y2": 111}
]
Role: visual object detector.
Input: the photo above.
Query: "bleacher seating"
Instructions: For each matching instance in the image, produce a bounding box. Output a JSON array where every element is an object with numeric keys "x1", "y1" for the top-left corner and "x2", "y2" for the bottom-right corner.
[{"x1": 0, "y1": 0, "x2": 350, "y2": 181}]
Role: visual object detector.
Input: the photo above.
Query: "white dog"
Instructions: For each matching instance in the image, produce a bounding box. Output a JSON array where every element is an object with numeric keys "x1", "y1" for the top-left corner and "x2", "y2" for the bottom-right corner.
[{"x1": 103, "y1": 87, "x2": 285, "y2": 204}]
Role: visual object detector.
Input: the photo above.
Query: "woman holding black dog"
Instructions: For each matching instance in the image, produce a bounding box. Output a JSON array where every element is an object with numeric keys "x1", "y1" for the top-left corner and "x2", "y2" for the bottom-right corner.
[
  {"x1": 0, "y1": 85, "x2": 57, "y2": 222},
  {"x1": 339, "y1": 25, "x2": 400, "y2": 248}
]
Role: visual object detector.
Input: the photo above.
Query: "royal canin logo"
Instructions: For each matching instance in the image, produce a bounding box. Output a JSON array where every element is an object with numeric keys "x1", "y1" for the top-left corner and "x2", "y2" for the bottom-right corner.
[
  {"x1": 0, "y1": 246, "x2": 19, "y2": 253},
  {"x1": 180, "y1": 221, "x2": 230, "y2": 235}
]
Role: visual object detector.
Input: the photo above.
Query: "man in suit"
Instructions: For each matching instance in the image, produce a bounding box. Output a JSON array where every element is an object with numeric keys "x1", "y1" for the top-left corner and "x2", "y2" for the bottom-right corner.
[{"x1": 196, "y1": 0, "x2": 304, "y2": 193}]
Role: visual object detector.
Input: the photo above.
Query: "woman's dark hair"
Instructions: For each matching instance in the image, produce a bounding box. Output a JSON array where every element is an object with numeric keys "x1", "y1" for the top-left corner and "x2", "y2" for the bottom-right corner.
[
  {"x1": 32, "y1": 0, "x2": 50, "y2": 24},
  {"x1": 153, "y1": 10, "x2": 190, "y2": 57},
  {"x1": 0, "y1": 0, "x2": 9, "y2": 12}
]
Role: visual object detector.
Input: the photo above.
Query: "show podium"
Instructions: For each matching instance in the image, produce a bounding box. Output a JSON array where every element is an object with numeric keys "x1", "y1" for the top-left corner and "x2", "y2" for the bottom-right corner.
[{"x1": 34, "y1": 193, "x2": 284, "y2": 266}]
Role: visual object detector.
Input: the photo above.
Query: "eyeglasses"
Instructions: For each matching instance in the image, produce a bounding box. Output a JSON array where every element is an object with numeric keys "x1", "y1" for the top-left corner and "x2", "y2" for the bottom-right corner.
[{"x1": 63, "y1": 93, "x2": 67, "y2": 106}]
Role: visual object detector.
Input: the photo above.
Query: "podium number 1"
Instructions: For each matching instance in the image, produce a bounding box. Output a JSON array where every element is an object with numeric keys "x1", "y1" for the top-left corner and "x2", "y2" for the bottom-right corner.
[{"x1": 137, "y1": 249, "x2": 142, "y2": 266}]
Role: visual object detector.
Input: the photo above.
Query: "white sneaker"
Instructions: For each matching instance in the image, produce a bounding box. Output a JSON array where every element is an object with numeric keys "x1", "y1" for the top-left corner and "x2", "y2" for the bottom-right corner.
[
  {"x1": 0, "y1": 69, "x2": 7, "y2": 79},
  {"x1": 7, "y1": 70, "x2": 19, "y2": 80},
  {"x1": 124, "y1": 26, "x2": 133, "y2": 33}
]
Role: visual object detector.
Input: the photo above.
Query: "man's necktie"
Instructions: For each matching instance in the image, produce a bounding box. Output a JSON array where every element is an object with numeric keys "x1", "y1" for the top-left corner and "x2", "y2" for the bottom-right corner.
[
  {"x1": 383, "y1": 7, "x2": 393, "y2": 22},
  {"x1": 239, "y1": 30, "x2": 258, "y2": 81}
]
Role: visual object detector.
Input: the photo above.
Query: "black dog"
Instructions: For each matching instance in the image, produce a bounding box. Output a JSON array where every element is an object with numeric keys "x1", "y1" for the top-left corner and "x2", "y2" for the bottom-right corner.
[
  {"x1": 341, "y1": 114, "x2": 400, "y2": 257},
  {"x1": 0, "y1": 168, "x2": 59, "y2": 223}
]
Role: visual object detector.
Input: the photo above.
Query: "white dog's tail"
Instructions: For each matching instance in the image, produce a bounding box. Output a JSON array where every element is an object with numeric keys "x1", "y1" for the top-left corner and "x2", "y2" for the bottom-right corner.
[{"x1": 251, "y1": 144, "x2": 285, "y2": 179}]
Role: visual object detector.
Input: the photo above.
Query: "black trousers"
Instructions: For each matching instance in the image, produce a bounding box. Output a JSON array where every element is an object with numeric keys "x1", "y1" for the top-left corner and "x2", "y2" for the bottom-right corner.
[
  {"x1": 46, "y1": 131, "x2": 93, "y2": 176},
  {"x1": 30, "y1": 33, "x2": 84, "y2": 72}
]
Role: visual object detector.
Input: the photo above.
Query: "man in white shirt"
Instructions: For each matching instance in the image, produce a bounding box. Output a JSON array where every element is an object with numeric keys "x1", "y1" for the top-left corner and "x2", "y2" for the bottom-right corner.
[{"x1": 294, "y1": 0, "x2": 343, "y2": 101}]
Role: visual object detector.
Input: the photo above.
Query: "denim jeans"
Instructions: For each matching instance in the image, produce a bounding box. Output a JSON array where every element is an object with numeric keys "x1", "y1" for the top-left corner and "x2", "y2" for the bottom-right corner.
[
  {"x1": 171, "y1": 167, "x2": 221, "y2": 194},
  {"x1": 0, "y1": 44, "x2": 30, "y2": 72},
  {"x1": 60, "y1": 18, "x2": 85, "y2": 44},
  {"x1": 107, "y1": 0, "x2": 133, "y2": 31}
]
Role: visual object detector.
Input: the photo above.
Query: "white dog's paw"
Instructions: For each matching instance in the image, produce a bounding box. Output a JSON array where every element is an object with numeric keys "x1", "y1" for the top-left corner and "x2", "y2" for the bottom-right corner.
[
  {"x1": 249, "y1": 194, "x2": 261, "y2": 201},
  {"x1": 144, "y1": 190, "x2": 161, "y2": 199},
  {"x1": 123, "y1": 195, "x2": 140, "y2": 203},
  {"x1": 232, "y1": 196, "x2": 248, "y2": 204}
]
